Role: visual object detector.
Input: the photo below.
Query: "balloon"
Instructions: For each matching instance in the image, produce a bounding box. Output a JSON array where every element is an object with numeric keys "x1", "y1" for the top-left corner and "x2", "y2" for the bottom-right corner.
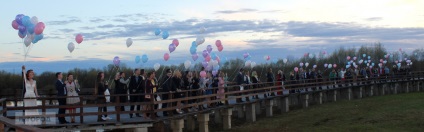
[
  {"x1": 397, "y1": 63, "x2": 401, "y2": 67},
  {"x1": 32, "y1": 34, "x2": 43, "y2": 43},
  {"x1": 168, "y1": 44, "x2": 176, "y2": 53},
  {"x1": 22, "y1": 16, "x2": 31, "y2": 27},
  {"x1": 383, "y1": 61, "x2": 387, "y2": 64},
  {"x1": 11, "y1": 20, "x2": 19, "y2": 30},
  {"x1": 30, "y1": 16, "x2": 38, "y2": 25},
  {"x1": 191, "y1": 41, "x2": 197, "y2": 47},
  {"x1": 414, "y1": 52, "x2": 418, "y2": 56},
  {"x1": 154, "y1": 63, "x2": 160, "y2": 71},
  {"x1": 299, "y1": 62, "x2": 304, "y2": 67},
  {"x1": 362, "y1": 54, "x2": 366, "y2": 58},
  {"x1": 163, "y1": 53, "x2": 170, "y2": 61},
  {"x1": 245, "y1": 60, "x2": 251, "y2": 67},
  {"x1": 135, "y1": 56, "x2": 141, "y2": 63},
  {"x1": 18, "y1": 25, "x2": 26, "y2": 33},
  {"x1": 399, "y1": 48, "x2": 402, "y2": 52},
  {"x1": 27, "y1": 24, "x2": 35, "y2": 34},
  {"x1": 184, "y1": 60, "x2": 191, "y2": 69},
  {"x1": 313, "y1": 65, "x2": 317, "y2": 68},
  {"x1": 294, "y1": 67, "x2": 299, "y2": 72},
  {"x1": 390, "y1": 54, "x2": 394, "y2": 58},
  {"x1": 305, "y1": 62, "x2": 309, "y2": 67},
  {"x1": 172, "y1": 39, "x2": 179, "y2": 47},
  {"x1": 202, "y1": 61, "x2": 209, "y2": 68},
  {"x1": 162, "y1": 30, "x2": 169, "y2": 39},
  {"x1": 24, "y1": 36, "x2": 32, "y2": 47},
  {"x1": 371, "y1": 63, "x2": 375, "y2": 66},
  {"x1": 369, "y1": 66, "x2": 373, "y2": 69},
  {"x1": 333, "y1": 64, "x2": 337, "y2": 68},
  {"x1": 347, "y1": 56, "x2": 351, "y2": 60},
  {"x1": 346, "y1": 65, "x2": 350, "y2": 69},
  {"x1": 75, "y1": 34, "x2": 83, "y2": 44},
  {"x1": 364, "y1": 60, "x2": 368, "y2": 64},
  {"x1": 212, "y1": 70, "x2": 218, "y2": 76},
  {"x1": 395, "y1": 60, "x2": 399, "y2": 63},
  {"x1": 380, "y1": 59, "x2": 383, "y2": 63},
  {"x1": 126, "y1": 38, "x2": 133, "y2": 47},
  {"x1": 199, "y1": 27, "x2": 206, "y2": 33},
  {"x1": 15, "y1": 14, "x2": 24, "y2": 25},
  {"x1": 207, "y1": 45, "x2": 213, "y2": 53},
  {"x1": 192, "y1": 53, "x2": 199, "y2": 61},
  {"x1": 353, "y1": 57, "x2": 357, "y2": 60},
  {"x1": 265, "y1": 55, "x2": 270, "y2": 61},
  {"x1": 205, "y1": 55, "x2": 211, "y2": 62},
  {"x1": 283, "y1": 59, "x2": 288, "y2": 63},
  {"x1": 324, "y1": 63, "x2": 328, "y2": 68},
  {"x1": 367, "y1": 56, "x2": 371, "y2": 59},
  {"x1": 18, "y1": 31, "x2": 26, "y2": 39},
  {"x1": 322, "y1": 51, "x2": 327, "y2": 54},
  {"x1": 217, "y1": 46, "x2": 223, "y2": 52},
  {"x1": 139, "y1": 54, "x2": 148, "y2": 63},
  {"x1": 216, "y1": 56, "x2": 221, "y2": 63},
  {"x1": 68, "y1": 42, "x2": 75, "y2": 53},
  {"x1": 404, "y1": 58, "x2": 407, "y2": 61},
  {"x1": 154, "y1": 28, "x2": 161, "y2": 36},
  {"x1": 328, "y1": 64, "x2": 332, "y2": 68},
  {"x1": 200, "y1": 71, "x2": 207, "y2": 78},
  {"x1": 243, "y1": 53, "x2": 250, "y2": 59},
  {"x1": 367, "y1": 63, "x2": 370, "y2": 66},
  {"x1": 251, "y1": 62, "x2": 257, "y2": 69},
  {"x1": 211, "y1": 52, "x2": 217, "y2": 60},
  {"x1": 34, "y1": 22, "x2": 45, "y2": 35},
  {"x1": 347, "y1": 62, "x2": 351, "y2": 65},
  {"x1": 202, "y1": 50, "x2": 209, "y2": 58},
  {"x1": 309, "y1": 54, "x2": 314, "y2": 58},
  {"x1": 113, "y1": 56, "x2": 120, "y2": 66},
  {"x1": 212, "y1": 60, "x2": 219, "y2": 67},
  {"x1": 354, "y1": 65, "x2": 358, "y2": 68},
  {"x1": 190, "y1": 46, "x2": 197, "y2": 54},
  {"x1": 196, "y1": 36, "x2": 205, "y2": 45},
  {"x1": 215, "y1": 40, "x2": 222, "y2": 47}
]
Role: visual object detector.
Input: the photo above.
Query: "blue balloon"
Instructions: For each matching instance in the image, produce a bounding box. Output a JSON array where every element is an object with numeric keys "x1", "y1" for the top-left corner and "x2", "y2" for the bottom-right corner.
[
  {"x1": 22, "y1": 16, "x2": 31, "y2": 27},
  {"x1": 221, "y1": 57, "x2": 228, "y2": 64},
  {"x1": 390, "y1": 55, "x2": 394, "y2": 58},
  {"x1": 362, "y1": 54, "x2": 366, "y2": 58},
  {"x1": 190, "y1": 46, "x2": 197, "y2": 54},
  {"x1": 191, "y1": 41, "x2": 197, "y2": 47},
  {"x1": 27, "y1": 24, "x2": 35, "y2": 34},
  {"x1": 162, "y1": 31, "x2": 169, "y2": 39},
  {"x1": 135, "y1": 56, "x2": 141, "y2": 64},
  {"x1": 154, "y1": 29, "x2": 161, "y2": 36},
  {"x1": 213, "y1": 65, "x2": 220, "y2": 70},
  {"x1": 347, "y1": 62, "x2": 351, "y2": 65},
  {"x1": 142, "y1": 54, "x2": 148, "y2": 63},
  {"x1": 371, "y1": 63, "x2": 375, "y2": 66},
  {"x1": 32, "y1": 34, "x2": 43, "y2": 44},
  {"x1": 364, "y1": 60, "x2": 368, "y2": 64},
  {"x1": 211, "y1": 53, "x2": 217, "y2": 60}
]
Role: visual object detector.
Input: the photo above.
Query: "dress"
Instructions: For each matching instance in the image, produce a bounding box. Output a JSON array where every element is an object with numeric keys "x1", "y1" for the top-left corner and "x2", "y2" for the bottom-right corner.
[
  {"x1": 217, "y1": 77, "x2": 225, "y2": 99},
  {"x1": 66, "y1": 82, "x2": 80, "y2": 109},
  {"x1": 23, "y1": 77, "x2": 40, "y2": 125}
]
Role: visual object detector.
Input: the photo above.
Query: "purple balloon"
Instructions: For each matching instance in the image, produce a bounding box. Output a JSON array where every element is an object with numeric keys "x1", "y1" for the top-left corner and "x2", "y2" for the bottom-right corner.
[
  {"x1": 206, "y1": 65, "x2": 212, "y2": 71},
  {"x1": 15, "y1": 14, "x2": 24, "y2": 25},
  {"x1": 207, "y1": 45, "x2": 213, "y2": 53},
  {"x1": 18, "y1": 25, "x2": 26, "y2": 33},
  {"x1": 202, "y1": 50, "x2": 209, "y2": 58},
  {"x1": 169, "y1": 44, "x2": 176, "y2": 53},
  {"x1": 202, "y1": 61, "x2": 209, "y2": 68},
  {"x1": 212, "y1": 70, "x2": 218, "y2": 76},
  {"x1": 192, "y1": 53, "x2": 199, "y2": 61},
  {"x1": 113, "y1": 56, "x2": 120, "y2": 66},
  {"x1": 243, "y1": 52, "x2": 250, "y2": 59}
]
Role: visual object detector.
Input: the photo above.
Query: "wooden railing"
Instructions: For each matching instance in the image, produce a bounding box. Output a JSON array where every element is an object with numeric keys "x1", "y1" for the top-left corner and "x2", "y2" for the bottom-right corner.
[{"x1": 0, "y1": 71, "x2": 422, "y2": 131}]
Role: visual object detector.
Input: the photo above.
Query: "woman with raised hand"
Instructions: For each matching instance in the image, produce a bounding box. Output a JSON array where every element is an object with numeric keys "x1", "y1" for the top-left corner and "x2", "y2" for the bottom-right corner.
[
  {"x1": 172, "y1": 70, "x2": 184, "y2": 114},
  {"x1": 22, "y1": 65, "x2": 40, "y2": 125},
  {"x1": 65, "y1": 73, "x2": 80, "y2": 123}
]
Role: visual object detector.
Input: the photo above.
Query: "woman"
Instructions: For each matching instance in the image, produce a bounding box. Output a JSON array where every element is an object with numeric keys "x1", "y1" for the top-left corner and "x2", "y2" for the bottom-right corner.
[
  {"x1": 22, "y1": 65, "x2": 40, "y2": 125},
  {"x1": 251, "y1": 71, "x2": 260, "y2": 99},
  {"x1": 289, "y1": 71, "x2": 296, "y2": 93},
  {"x1": 217, "y1": 71, "x2": 226, "y2": 106},
  {"x1": 191, "y1": 71, "x2": 200, "y2": 111},
  {"x1": 329, "y1": 69, "x2": 337, "y2": 88},
  {"x1": 204, "y1": 72, "x2": 213, "y2": 108},
  {"x1": 145, "y1": 71, "x2": 158, "y2": 118},
  {"x1": 276, "y1": 70, "x2": 283, "y2": 95},
  {"x1": 172, "y1": 70, "x2": 184, "y2": 114},
  {"x1": 65, "y1": 73, "x2": 80, "y2": 123},
  {"x1": 95, "y1": 72, "x2": 110, "y2": 121}
]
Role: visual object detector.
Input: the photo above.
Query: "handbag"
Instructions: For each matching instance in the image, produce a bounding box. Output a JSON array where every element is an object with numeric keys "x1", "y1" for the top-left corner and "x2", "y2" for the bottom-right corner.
[{"x1": 145, "y1": 79, "x2": 152, "y2": 99}]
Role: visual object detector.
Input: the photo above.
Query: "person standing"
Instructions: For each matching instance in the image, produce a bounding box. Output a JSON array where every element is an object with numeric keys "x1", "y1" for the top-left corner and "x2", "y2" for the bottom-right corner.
[
  {"x1": 160, "y1": 69, "x2": 173, "y2": 116},
  {"x1": 217, "y1": 71, "x2": 226, "y2": 106},
  {"x1": 95, "y1": 72, "x2": 110, "y2": 121},
  {"x1": 236, "y1": 68, "x2": 245, "y2": 102},
  {"x1": 171, "y1": 70, "x2": 184, "y2": 114},
  {"x1": 251, "y1": 71, "x2": 260, "y2": 99},
  {"x1": 144, "y1": 71, "x2": 158, "y2": 119},
  {"x1": 129, "y1": 69, "x2": 142, "y2": 118},
  {"x1": 22, "y1": 66, "x2": 40, "y2": 125},
  {"x1": 55, "y1": 72, "x2": 69, "y2": 124},
  {"x1": 65, "y1": 73, "x2": 80, "y2": 123}
]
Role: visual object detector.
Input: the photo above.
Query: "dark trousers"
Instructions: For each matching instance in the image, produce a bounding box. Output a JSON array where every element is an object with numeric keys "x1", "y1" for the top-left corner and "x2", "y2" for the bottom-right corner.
[
  {"x1": 117, "y1": 94, "x2": 126, "y2": 113},
  {"x1": 162, "y1": 94, "x2": 169, "y2": 116},
  {"x1": 58, "y1": 98, "x2": 67, "y2": 123},
  {"x1": 130, "y1": 94, "x2": 140, "y2": 116},
  {"x1": 97, "y1": 98, "x2": 107, "y2": 120}
]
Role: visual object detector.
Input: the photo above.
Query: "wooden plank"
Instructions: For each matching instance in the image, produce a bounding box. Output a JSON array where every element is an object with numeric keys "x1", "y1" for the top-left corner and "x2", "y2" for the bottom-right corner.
[{"x1": 0, "y1": 116, "x2": 48, "y2": 132}]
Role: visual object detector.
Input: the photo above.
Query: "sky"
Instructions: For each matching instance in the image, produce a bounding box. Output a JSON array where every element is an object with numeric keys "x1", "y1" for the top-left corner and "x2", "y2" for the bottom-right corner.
[{"x1": 1, "y1": 0, "x2": 424, "y2": 73}]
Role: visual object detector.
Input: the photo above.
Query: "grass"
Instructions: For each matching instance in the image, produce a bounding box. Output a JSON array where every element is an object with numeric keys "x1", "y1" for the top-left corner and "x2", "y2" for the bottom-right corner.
[{"x1": 225, "y1": 92, "x2": 424, "y2": 132}]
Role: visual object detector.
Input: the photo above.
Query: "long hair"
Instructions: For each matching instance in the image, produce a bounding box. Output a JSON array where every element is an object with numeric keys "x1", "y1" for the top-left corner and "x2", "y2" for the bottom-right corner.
[
  {"x1": 94, "y1": 72, "x2": 103, "y2": 95},
  {"x1": 26, "y1": 70, "x2": 34, "y2": 80}
]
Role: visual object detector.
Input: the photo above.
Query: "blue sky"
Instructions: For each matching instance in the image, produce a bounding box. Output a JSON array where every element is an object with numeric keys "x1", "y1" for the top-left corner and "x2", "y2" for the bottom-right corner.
[{"x1": 1, "y1": 0, "x2": 424, "y2": 73}]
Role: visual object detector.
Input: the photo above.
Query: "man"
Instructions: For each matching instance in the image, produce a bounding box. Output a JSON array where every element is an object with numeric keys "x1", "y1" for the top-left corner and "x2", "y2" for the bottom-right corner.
[
  {"x1": 129, "y1": 69, "x2": 143, "y2": 118},
  {"x1": 160, "y1": 69, "x2": 173, "y2": 116},
  {"x1": 114, "y1": 72, "x2": 129, "y2": 117},
  {"x1": 236, "y1": 68, "x2": 245, "y2": 102},
  {"x1": 55, "y1": 72, "x2": 68, "y2": 124}
]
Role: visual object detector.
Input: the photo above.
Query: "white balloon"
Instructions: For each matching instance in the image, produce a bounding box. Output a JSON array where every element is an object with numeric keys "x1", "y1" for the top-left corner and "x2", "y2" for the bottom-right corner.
[
  {"x1": 328, "y1": 64, "x2": 332, "y2": 68},
  {"x1": 30, "y1": 16, "x2": 38, "y2": 25},
  {"x1": 184, "y1": 60, "x2": 191, "y2": 69},
  {"x1": 68, "y1": 42, "x2": 75, "y2": 53},
  {"x1": 251, "y1": 62, "x2": 256, "y2": 69},
  {"x1": 126, "y1": 38, "x2": 133, "y2": 47},
  {"x1": 283, "y1": 59, "x2": 288, "y2": 63},
  {"x1": 245, "y1": 60, "x2": 251, "y2": 68},
  {"x1": 308, "y1": 54, "x2": 313, "y2": 58},
  {"x1": 24, "y1": 36, "x2": 32, "y2": 47},
  {"x1": 305, "y1": 62, "x2": 309, "y2": 67},
  {"x1": 196, "y1": 36, "x2": 205, "y2": 45},
  {"x1": 199, "y1": 27, "x2": 206, "y2": 33},
  {"x1": 154, "y1": 63, "x2": 160, "y2": 71},
  {"x1": 313, "y1": 65, "x2": 317, "y2": 68},
  {"x1": 208, "y1": 60, "x2": 213, "y2": 67}
]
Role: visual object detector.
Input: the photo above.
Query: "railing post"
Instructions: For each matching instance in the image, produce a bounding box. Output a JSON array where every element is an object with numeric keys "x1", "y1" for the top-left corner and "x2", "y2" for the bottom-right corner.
[
  {"x1": 171, "y1": 118, "x2": 184, "y2": 132},
  {"x1": 347, "y1": 88, "x2": 352, "y2": 100},
  {"x1": 319, "y1": 92, "x2": 323, "y2": 104},
  {"x1": 222, "y1": 108, "x2": 233, "y2": 130},
  {"x1": 281, "y1": 96, "x2": 289, "y2": 113},
  {"x1": 302, "y1": 94, "x2": 309, "y2": 108},
  {"x1": 406, "y1": 82, "x2": 410, "y2": 93},
  {"x1": 246, "y1": 103, "x2": 256, "y2": 122},
  {"x1": 198, "y1": 113, "x2": 210, "y2": 132},
  {"x1": 214, "y1": 109, "x2": 222, "y2": 124},
  {"x1": 358, "y1": 87, "x2": 363, "y2": 99},
  {"x1": 116, "y1": 95, "x2": 121, "y2": 122},
  {"x1": 41, "y1": 98, "x2": 46, "y2": 125},
  {"x1": 265, "y1": 99, "x2": 274, "y2": 117},
  {"x1": 333, "y1": 90, "x2": 337, "y2": 102},
  {"x1": 79, "y1": 97, "x2": 84, "y2": 123}
]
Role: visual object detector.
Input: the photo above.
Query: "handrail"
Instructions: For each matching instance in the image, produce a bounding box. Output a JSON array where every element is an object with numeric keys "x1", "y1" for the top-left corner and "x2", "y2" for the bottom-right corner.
[{"x1": 0, "y1": 116, "x2": 49, "y2": 132}]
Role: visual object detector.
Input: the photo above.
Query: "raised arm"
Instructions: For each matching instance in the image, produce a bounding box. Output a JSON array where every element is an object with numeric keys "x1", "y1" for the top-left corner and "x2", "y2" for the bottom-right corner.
[{"x1": 34, "y1": 83, "x2": 39, "y2": 97}]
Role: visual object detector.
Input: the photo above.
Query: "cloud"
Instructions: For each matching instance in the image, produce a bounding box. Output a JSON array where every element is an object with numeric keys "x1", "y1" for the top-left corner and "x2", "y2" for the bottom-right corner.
[
  {"x1": 90, "y1": 18, "x2": 105, "y2": 23},
  {"x1": 215, "y1": 8, "x2": 258, "y2": 14},
  {"x1": 57, "y1": 28, "x2": 75, "y2": 32},
  {"x1": 112, "y1": 18, "x2": 127, "y2": 23},
  {"x1": 47, "y1": 17, "x2": 82, "y2": 25},
  {"x1": 365, "y1": 17, "x2": 383, "y2": 21}
]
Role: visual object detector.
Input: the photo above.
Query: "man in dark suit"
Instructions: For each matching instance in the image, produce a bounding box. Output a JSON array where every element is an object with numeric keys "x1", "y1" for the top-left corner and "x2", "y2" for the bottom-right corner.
[
  {"x1": 236, "y1": 68, "x2": 245, "y2": 103},
  {"x1": 129, "y1": 69, "x2": 143, "y2": 118},
  {"x1": 160, "y1": 69, "x2": 173, "y2": 116},
  {"x1": 55, "y1": 72, "x2": 68, "y2": 124}
]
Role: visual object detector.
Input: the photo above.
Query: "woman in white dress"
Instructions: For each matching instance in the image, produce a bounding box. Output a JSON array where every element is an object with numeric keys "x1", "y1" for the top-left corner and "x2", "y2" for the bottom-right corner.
[
  {"x1": 65, "y1": 73, "x2": 80, "y2": 123},
  {"x1": 22, "y1": 65, "x2": 40, "y2": 125}
]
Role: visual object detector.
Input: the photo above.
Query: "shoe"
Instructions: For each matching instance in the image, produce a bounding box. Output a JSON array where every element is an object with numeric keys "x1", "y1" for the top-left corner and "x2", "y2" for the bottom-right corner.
[
  {"x1": 97, "y1": 118, "x2": 106, "y2": 122},
  {"x1": 136, "y1": 114, "x2": 142, "y2": 117},
  {"x1": 130, "y1": 115, "x2": 133, "y2": 118},
  {"x1": 101, "y1": 117, "x2": 107, "y2": 121},
  {"x1": 106, "y1": 117, "x2": 112, "y2": 120}
]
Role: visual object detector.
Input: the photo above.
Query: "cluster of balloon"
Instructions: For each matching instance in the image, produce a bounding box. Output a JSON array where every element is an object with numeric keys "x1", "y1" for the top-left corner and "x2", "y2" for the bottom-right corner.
[
  {"x1": 113, "y1": 56, "x2": 121, "y2": 67},
  {"x1": 153, "y1": 28, "x2": 169, "y2": 39},
  {"x1": 68, "y1": 34, "x2": 84, "y2": 53},
  {"x1": 135, "y1": 54, "x2": 149, "y2": 64},
  {"x1": 196, "y1": 27, "x2": 206, "y2": 46},
  {"x1": 244, "y1": 60, "x2": 257, "y2": 69},
  {"x1": 215, "y1": 40, "x2": 224, "y2": 52},
  {"x1": 12, "y1": 14, "x2": 45, "y2": 45}
]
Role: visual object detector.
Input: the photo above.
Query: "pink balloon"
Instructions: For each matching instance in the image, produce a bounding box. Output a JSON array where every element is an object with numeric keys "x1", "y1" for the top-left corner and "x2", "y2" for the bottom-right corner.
[
  {"x1": 243, "y1": 53, "x2": 250, "y2": 58},
  {"x1": 294, "y1": 67, "x2": 299, "y2": 72},
  {"x1": 266, "y1": 56, "x2": 270, "y2": 61},
  {"x1": 304, "y1": 53, "x2": 309, "y2": 57},
  {"x1": 353, "y1": 57, "x2": 357, "y2": 60},
  {"x1": 395, "y1": 60, "x2": 399, "y2": 63},
  {"x1": 205, "y1": 55, "x2": 211, "y2": 62},
  {"x1": 34, "y1": 22, "x2": 45, "y2": 35},
  {"x1": 347, "y1": 56, "x2": 351, "y2": 60},
  {"x1": 164, "y1": 53, "x2": 170, "y2": 61},
  {"x1": 75, "y1": 34, "x2": 83, "y2": 44},
  {"x1": 399, "y1": 48, "x2": 402, "y2": 51},
  {"x1": 218, "y1": 45, "x2": 223, "y2": 52},
  {"x1": 380, "y1": 59, "x2": 383, "y2": 63},
  {"x1": 200, "y1": 71, "x2": 207, "y2": 78},
  {"x1": 18, "y1": 32, "x2": 25, "y2": 39},
  {"x1": 215, "y1": 40, "x2": 222, "y2": 47},
  {"x1": 333, "y1": 64, "x2": 337, "y2": 68},
  {"x1": 172, "y1": 39, "x2": 179, "y2": 47},
  {"x1": 212, "y1": 70, "x2": 218, "y2": 76},
  {"x1": 12, "y1": 20, "x2": 19, "y2": 30}
]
